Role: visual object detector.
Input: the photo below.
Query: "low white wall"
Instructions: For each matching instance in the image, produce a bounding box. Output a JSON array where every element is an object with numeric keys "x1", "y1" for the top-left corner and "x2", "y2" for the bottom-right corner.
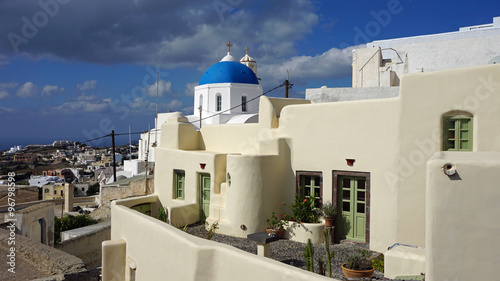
[
  {"x1": 108, "y1": 200, "x2": 338, "y2": 281},
  {"x1": 284, "y1": 221, "x2": 325, "y2": 244},
  {"x1": 306, "y1": 87, "x2": 399, "y2": 103},
  {"x1": 384, "y1": 246, "x2": 425, "y2": 279},
  {"x1": 425, "y1": 152, "x2": 500, "y2": 281},
  {"x1": 168, "y1": 203, "x2": 199, "y2": 227}
]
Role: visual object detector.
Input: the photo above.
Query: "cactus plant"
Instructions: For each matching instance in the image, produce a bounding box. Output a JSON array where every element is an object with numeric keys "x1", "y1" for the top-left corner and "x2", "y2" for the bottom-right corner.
[
  {"x1": 303, "y1": 238, "x2": 315, "y2": 272},
  {"x1": 324, "y1": 229, "x2": 335, "y2": 277}
]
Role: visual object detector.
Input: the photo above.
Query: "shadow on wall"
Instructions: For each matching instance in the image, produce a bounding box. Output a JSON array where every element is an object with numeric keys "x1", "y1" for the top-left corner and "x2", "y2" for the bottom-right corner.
[{"x1": 336, "y1": 214, "x2": 352, "y2": 242}]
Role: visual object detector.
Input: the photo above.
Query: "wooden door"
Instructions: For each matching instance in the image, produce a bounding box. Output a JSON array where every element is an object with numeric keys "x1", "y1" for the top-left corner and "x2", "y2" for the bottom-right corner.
[
  {"x1": 338, "y1": 176, "x2": 367, "y2": 242},
  {"x1": 200, "y1": 174, "x2": 211, "y2": 222}
]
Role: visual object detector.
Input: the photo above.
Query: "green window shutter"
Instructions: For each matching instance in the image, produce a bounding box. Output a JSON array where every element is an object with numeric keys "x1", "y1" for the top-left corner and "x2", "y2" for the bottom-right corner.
[
  {"x1": 443, "y1": 116, "x2": 472, "y2": 151},
  {"x1": 175, "y1": 171, "x2": 185, "y2": 199},
  {"x1": 300, "y1": 175, "x2": 322, "y2": 207}
]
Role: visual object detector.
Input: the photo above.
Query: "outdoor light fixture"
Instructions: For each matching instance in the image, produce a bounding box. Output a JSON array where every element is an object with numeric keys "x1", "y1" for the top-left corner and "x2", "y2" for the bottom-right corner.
[
  {"x1": 443, "y1": 163, "x2": 456, "y2": 176},
  {"x1": 346, "y1": 159, "x2": 355, "y2": 166},
  {"x1": 200, "y1": 163, "x2": 206, "y2": 169}
]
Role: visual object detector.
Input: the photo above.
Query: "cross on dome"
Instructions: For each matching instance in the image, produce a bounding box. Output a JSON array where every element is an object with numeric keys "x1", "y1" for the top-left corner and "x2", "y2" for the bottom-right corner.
[
  {"x1": 226, "y1": 41, "x2": 233, "y2": 53},
  {"x1": 245, "y1": 46, "x2": 249, "y2": 54}
]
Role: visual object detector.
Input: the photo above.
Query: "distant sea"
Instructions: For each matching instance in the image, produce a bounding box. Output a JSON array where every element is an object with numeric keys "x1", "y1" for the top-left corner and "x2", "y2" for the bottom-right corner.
[{"x1": 0, "y1": 137, "x2": 138, "y2": 152}]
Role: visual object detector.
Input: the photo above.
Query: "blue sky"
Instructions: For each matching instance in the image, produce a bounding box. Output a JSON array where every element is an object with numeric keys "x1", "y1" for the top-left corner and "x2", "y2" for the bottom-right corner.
[{"x1": 0, "y1": 0, "x2": 498, "y2": 150}]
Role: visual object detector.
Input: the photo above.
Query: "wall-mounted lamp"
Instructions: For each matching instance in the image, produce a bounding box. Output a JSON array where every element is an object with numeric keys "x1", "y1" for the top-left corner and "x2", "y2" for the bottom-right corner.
[
  {"x1": 443, "y1": 163, "x2": 456, "y2": 176},
  {"x1": 200, "y1": 163, "x2": 206, "y2": 169},
  {"x1": 346, "y1": 159, "x2": 355, "y2": 166}
]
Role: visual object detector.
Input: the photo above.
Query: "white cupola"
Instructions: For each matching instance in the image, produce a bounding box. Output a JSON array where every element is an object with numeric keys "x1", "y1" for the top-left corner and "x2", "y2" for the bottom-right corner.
[{"x1": 240, "y1": 46, "x2": 257, "y2": 75}]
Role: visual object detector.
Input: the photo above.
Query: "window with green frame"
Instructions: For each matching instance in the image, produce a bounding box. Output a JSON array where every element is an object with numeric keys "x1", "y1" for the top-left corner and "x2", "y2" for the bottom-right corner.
[
  {"x1": 443, "y1": 115, "x2": 473, "y2": 151},
  {"x1": 298, "y1": 172, "x2": 322, "y2": 207},
  {"x1": 174, "y1": 170, "x2": 185, "y2": 199}
]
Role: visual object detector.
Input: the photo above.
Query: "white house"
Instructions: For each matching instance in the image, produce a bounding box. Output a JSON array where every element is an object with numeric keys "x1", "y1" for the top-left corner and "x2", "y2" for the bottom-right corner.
[{"x1": 103, "y1": 18, "x2": 500, "y2": 281}]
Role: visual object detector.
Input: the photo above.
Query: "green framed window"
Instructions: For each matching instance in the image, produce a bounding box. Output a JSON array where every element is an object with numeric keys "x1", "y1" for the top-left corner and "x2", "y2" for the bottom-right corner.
[
  {"x1": 174, "y1": 170, "x2": 185, "y2": 199},
  {"x1": 297, "y1": 171, "x2": 322, "y2": 207},
  {"x1": 443, "y1": 115, "x2": 473, "y2": 151}
]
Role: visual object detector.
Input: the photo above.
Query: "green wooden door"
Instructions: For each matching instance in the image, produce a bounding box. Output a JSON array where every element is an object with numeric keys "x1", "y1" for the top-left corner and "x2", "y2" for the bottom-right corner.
[
  {"x1": 338, "y1": 176, "x2": 366, "y2": 242},
  {"x1": 200, "y1": 174, "x2": 211, "y2": 222}
]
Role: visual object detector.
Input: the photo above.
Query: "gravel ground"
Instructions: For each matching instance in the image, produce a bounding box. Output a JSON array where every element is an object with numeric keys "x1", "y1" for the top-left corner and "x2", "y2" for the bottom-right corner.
[{"x1": 185, "y1": 223, "x2": 417, "y2": 280}]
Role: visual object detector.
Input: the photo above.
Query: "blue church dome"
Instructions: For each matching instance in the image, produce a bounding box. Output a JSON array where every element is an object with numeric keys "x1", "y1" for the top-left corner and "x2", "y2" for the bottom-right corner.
[{"x1": 199, "y1": 61, "x2": 259, "y2": 86}]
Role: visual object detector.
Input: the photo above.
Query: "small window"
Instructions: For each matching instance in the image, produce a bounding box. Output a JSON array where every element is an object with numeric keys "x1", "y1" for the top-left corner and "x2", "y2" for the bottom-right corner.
[
  {"x1": 443, "y1": 115, "x2": 473, "y2": 151},
  {"x1": 44, "y1": 188, "x2": 49, "y2": 193},
  {"x1": 216, "y1": 94, "x2": 222, "y2": 111},
  {"x1": 297, "y1": 172, "x2": 322, "y2": 208},
  {"x1": 241, "y1": 96, "x2": 247, "y2": 112},
  {"x1": 174, "y1": 170, "x2": 185, "y2": 199}
]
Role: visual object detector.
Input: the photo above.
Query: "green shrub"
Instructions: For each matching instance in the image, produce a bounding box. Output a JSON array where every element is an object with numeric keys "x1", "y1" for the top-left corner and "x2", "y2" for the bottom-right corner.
[
  {"x1": 86, "y1": 183, "x2": 100, "y2": 196},
  {"x1": 54, "y1": 214, "x2": 99, "y2": 243},
  {"x1": 372, "y1": 255, "x2": 384, "y2": 272}
]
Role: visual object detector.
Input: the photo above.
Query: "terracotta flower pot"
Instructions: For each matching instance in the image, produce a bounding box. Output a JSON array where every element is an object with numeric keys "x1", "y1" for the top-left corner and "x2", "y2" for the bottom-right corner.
[
  {"x1": 265, "y1": 228, "x2": 285, "y2": 238},
  {"x1": 324, "y1": 218, "x2": 334, "y2": 227},
  {"x1": 341, "y1": 263, "x2": 374, "y2": 279}
]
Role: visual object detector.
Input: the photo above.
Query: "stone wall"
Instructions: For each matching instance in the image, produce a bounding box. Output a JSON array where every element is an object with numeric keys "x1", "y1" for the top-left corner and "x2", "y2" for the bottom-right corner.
[
  {"x1": 92, "y1": 178, "x2": 154, "y2": 220},
  {"x1": 0, "y1": 185, "x2": 39, "y2": 205},
  {"x1": 56, "y1": 222, "x2": 111, "y2": 269},
  {"x1": 0, "y1": 228, "x2": 99, "y2": 281},
  {"x1": 4, "y1": 202, "x2": 55, "y2": 246}
]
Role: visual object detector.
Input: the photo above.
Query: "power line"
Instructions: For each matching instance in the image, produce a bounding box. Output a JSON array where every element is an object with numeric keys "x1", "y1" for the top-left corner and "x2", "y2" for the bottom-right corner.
[
  {"x1": 78, "y1": 82, "x2": 287, "y2": 145},
  {"x1": 189, "y1": 82, "x2": 285, "y2": 125}
]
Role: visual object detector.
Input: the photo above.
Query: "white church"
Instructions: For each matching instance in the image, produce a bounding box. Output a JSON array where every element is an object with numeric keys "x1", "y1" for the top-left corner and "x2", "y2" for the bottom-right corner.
[{"x1": 137, "y1": 41, "x2": 262, "y2": 164}]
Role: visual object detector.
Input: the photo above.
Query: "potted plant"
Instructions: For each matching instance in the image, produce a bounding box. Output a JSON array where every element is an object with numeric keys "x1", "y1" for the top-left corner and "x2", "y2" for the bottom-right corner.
[
  {"x1": 322, "y1": 202, "x2": 337, "y2": 227},
  {"x1": 341, "y1": 249, "x2": 375, "y2": 279},
  {"x1": 265, "y1": 211, "x2": 286, "y2": 237},
  {"x1": 282, "y1": 194, "x2": 324, "y2": 243}
]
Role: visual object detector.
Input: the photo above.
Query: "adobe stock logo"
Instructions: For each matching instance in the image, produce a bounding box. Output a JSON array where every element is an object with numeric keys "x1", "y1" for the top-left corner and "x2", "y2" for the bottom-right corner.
[
  {"x1": 7, "y1": 0, "x2": 72, "y2": 53},
  {"x1": 213, "y1": 0, "x2": 242, "y2": 22}
]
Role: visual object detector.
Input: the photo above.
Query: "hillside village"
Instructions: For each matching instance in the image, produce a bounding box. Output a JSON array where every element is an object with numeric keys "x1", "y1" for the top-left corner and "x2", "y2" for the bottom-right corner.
[{"x1": 1, "y1": 16, "x2": 500, "y2": 281}]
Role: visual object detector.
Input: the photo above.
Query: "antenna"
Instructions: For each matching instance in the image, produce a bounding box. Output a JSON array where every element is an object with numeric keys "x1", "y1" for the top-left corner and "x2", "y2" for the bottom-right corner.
[
  {"x1": 145, "y1": 124, "x2": 151, "y2": 180},
  {"x1": 129, "y1": 125, "x2": 132, "y2": 157},
  {"x1": 153, "y1": 71, "x2": 159, "y2": 147}
]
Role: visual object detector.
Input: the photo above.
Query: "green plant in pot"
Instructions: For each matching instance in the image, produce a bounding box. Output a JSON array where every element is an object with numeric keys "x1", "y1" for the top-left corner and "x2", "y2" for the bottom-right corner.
[
  {"x1": 341, "y1": 249, "x2": 375, "y2": 279},
  {"x1": 265, "y1": 211, "x2": 286, "y2": 237},
  {"x1": 321, "y1": 202, "x2": 337, "y2": 227}
]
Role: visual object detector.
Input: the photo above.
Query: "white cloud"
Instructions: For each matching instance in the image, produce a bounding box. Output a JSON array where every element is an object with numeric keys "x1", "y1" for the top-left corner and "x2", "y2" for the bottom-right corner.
[
  {"x1": 0, "y1": 106, "x2": 17, "y2": 114},
  {"x1": 77, "y1": 80, "x2": 98, "y2": 92},
  {"x1": 259, "y1": 45, "x2": 360, "y2": 86},
  {"x1": 164, "y1": 99, "x2": 183, "y2": 110},
  {"x1": 41, "y1": 85, "x2": 65, "y2": 98},
  {"x1": 14, "y1": 82, "x2": 66, "y2": 99},
  {"x1": 0, "y1": 82, "x2": 17, "y2": 99},
  {"x1": 146, "y1": 79, "x2": 172, "y2": 97},
  {"x1": 184, "y1": 82, "x2": 198, "y2": 97},
  {"x1": 0, "y1": 91, "x2": 8, "y2": 99},
  {"x1": 0, "y1": 54, "x2": 9, "y2": 68},
  {"x1": 46, "y1": 94, "x2": 112, "y2": 115},
  {"x1": 16, "y1": 82, "x2": 39, "y2": 98}
]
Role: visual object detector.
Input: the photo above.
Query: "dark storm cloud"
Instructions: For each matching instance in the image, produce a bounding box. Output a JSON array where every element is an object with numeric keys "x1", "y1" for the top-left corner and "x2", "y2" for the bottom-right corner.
[{"x1": 0, "y1": 0, "x2": 324, "y2": 69}]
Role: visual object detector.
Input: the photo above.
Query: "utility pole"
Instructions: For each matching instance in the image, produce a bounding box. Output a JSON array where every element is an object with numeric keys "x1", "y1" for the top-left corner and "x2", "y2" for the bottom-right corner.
[
  {"x1": 285, "y1": 70, "x2": 292, "y2": 98},
  {"x1": 111, "y1": 130, "x2": 117, "y2": 183}
]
